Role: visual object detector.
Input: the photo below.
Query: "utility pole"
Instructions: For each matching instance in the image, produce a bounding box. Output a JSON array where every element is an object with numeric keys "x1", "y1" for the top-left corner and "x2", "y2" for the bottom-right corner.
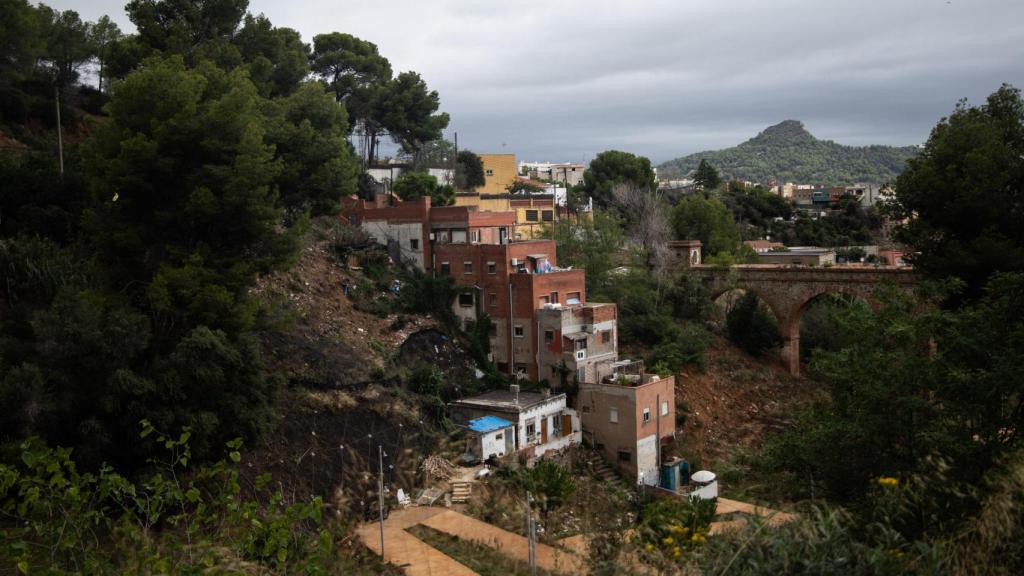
[
  {"x1": 378, "y1": 445, "x2": 386, "y2": 558},
  {"x1": 55, "y1": 86, "x2": 64, "y2": 177},
  {"x1": 525, "y1": 491, "x2": 537, "y2": 575}
]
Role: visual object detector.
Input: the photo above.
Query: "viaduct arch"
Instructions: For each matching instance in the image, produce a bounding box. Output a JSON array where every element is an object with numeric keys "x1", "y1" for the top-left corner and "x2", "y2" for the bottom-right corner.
[{"x1": 692, "y1": 265, "x2": 921, "y2": 375}]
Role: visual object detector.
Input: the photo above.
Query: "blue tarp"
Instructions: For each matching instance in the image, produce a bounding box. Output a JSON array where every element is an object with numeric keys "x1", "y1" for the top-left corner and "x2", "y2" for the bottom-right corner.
[{"x1": 468, "y1": 415, "x2": 514, "y2": 434}]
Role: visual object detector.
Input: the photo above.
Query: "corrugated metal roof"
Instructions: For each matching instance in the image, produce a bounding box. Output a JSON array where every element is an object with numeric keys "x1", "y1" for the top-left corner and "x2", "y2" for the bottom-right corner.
[{"x1": 468, "y1": 416, "x2": 514, "y2": 433}]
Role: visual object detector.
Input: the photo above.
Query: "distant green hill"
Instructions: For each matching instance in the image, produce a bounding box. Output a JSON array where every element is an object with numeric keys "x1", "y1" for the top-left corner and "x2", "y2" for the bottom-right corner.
[{"x1": 657, "y1": 120, "x2": 918, "y2": 185}]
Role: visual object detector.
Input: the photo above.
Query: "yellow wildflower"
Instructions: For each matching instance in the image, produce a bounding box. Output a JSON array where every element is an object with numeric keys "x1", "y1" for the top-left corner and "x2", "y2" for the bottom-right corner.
[
  {"x1": 691, "y1": 533, "x2": 706, "y2": 544},
  {"x1": 877, "y1": 476, "x2": 899, "y2": 488},
  {"x1": 670, "y1": 525, "x2": 685, "y2": 534},
  {"x1": 662, "y1": 537, "x2": 674, "y2": 546},
  {"x1": 673, "y1": 546, "x2": 682, "y2": 557},
  {"x1": 645, "y1": 543, "x2": 655, "y2": 553}
]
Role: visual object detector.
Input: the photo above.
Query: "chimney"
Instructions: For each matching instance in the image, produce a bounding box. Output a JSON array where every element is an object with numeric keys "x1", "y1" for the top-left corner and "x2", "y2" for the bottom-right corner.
[{"x1": 510, "y1": 384, "x2": 520, "y2": 405}]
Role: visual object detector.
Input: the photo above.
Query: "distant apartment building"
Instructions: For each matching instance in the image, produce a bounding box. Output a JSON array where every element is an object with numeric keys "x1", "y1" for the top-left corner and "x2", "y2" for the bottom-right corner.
[
  {"x1": 519, "y1": 161, "x2": 586, "y2": 187},
  {"x1": 477, "y1": 154, "x2": 518, "y2": 194},
  {"x1": 579, "y1": 362, "x2": 676, "y2": 484}
]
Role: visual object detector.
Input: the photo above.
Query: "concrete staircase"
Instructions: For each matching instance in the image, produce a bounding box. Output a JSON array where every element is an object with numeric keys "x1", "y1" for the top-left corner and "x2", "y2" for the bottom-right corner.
[
  {"x1": 587, "y1": 453, "x2": 617, "y2": 482},
  {"x1": 450, "y1": 480, "x2": 472, "y2": 503}
]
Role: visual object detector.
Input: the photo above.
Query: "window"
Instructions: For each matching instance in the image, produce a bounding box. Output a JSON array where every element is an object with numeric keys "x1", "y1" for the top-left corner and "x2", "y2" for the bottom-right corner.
[
  {"x1": 550, "y1": 365, "x2": 559, "y2": 376},
  {"x1": 538, "y1": 295, "x2": 549, "y2": 307},
  {"x1": 575, "y1": 339, "x2": 587, "y2": 351},
  {"x1": 643, "y1": 408, "x2": 651, "y2": 423},
  {"x1": 525, "y1": 210, "x2": 539, "y2": 222},
  {"x1": 485, "y1": 169, "x2": 494, "y2": 176},
  {"x1": 581, "y1": 404, "x2": 592, "y2": 413},
  {"x1": 661, "y1": 401, "x2": 669, "y2": 416},
  {"x1": 542, "y1": 210, "x2": 554, "y2": 222},
  {"x1": 463, "y1": 261, "x2": 473, "y2": 274},
  {"x1": 440, "y1": 262, "x2": 450, "y2": 275},
  {"x1": 452, "y1": 230, "x2": 467, "y2": 244},
  {"x1": 601, "y1": 330, "x2": 611, "y2": 344},
  {"x1": 494, "y1": 433, "x2": 502, "y2": 441},
  {"x1": 470, "y1": 229, "x2": 481, "y2": 242},
  {"x1": 566, "y1": 292, "x2": 581, "y2": 305},
  {"x1": 488, "y1": 323, "x2": 497, "y2": 337},
  {"x1": 526, "y1": 422, "x2": 536, "y2": 440},
  {"x1": 488, "y1": 293, "x2": 497, "y2": 307},
  {"x1": 550, "y1": 292, "x2": 559, "y2": 304},
  {"x1": 409, "y1": 238, "x2": 419, "y2": 250},
  {"x1": 618, "y1": 450, "x2": 632, "y2": 462},
  {"x1": 609, "y1": 407, "x2": 618, "y2": 423},
  {"x1": 458, "y1": 293, "x2": 474, "y2": 307},
  {"x1": 514, "y1": 325, "x2": 525, "y2": 338},
  {"x1": 487, "y1": 262, "x2": 496, "y2": 274},
  {"x1": 544, "y1": 329, "x2": 554, "y2": 344}
]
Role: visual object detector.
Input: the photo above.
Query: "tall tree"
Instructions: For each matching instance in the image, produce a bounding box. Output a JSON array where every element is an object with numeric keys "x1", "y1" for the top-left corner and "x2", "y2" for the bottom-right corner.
[
  {"x1": 36, "y1": 5, "x2": 94, "y2": 92},
  {"x1": 886, "y1": 84, "x2": 1024, "y2": 301},
  {"x1": 310, "y1": 32, "x2": 392, "y2": 163},
  {"x1": 126, "y1": 0, "x2": 248, "y2": 56},
  {"x1": 88, "y1": 15, "x2": 122, "y2": 92},
  {"x1": 671, "y1": 194, "x2": 741, "y2": 256},
  {"x1": 378, "y1": 71, "x2": 449, "y2": 157},
  {"x1": 83, "y1": 56, "x2": 299, "y2": 336},
  {"x1": 263, "y1": 81, "x2": 359, "y2": 219},
  {"x1": 456, "y1": 149, "x2": 484, "y2": 190},
  {"x1": 583, "y1": 150, "x2": 656, "y2": 208},
  {"x1": 692, "y1": 158, "x2": 721, "y2": 191},
  {"x1": 234, "y1": 14, "x2": 309, "y2": 97}
]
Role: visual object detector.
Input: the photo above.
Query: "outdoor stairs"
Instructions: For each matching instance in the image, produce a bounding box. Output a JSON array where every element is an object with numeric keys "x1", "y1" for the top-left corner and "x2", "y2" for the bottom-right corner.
[
  {"x1": 450, "y1": 480, "x2": 472, "y2": 503},
  {"x1": 587, "y1": 453, "x2": 618, "y2": 482}
]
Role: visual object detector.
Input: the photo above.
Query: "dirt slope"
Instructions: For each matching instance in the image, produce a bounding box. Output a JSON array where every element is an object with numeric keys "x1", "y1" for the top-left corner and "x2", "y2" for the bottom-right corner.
[{"x1": 674, "y1": 336, "x2": 825, "y2": 466}]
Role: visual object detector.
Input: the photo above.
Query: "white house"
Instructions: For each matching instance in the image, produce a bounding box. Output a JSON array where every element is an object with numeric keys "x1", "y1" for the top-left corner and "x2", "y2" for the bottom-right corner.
[{"x1": 449, "y1": 386, "x2": 581, "y2": 459}]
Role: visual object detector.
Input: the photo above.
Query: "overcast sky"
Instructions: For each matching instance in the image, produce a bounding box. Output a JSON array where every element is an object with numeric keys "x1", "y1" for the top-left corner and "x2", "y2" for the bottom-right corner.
[{"x1": 50, "y1": 0, "x2": 1024, "y2": 165}]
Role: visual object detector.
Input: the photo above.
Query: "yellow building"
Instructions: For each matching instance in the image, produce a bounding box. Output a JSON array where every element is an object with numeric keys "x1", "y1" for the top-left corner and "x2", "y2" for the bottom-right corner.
[
  {"x1": 477, "y1": 154, "x2": 518, "y2": 194},
  {"x1": 454, "y1": 193, "x2": 557, "y2": 240}
]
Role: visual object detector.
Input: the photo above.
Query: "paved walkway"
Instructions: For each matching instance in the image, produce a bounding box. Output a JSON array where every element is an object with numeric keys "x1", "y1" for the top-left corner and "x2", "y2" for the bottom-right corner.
[
  {"x1": 710, "y1": 497, "x2": 798, "y2": 534},
  {"x1": 421, "y1": 510, "x2": 586, "y2": 575},
  {"x1": 355, "y1": 507, "x2": 476, "y2": 576}
]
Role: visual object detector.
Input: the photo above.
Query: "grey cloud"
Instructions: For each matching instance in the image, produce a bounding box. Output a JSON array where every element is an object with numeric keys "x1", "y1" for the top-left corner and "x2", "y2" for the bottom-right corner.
[{"x1": 47, "y1": 0, "x2": 1024, "y2": 163}]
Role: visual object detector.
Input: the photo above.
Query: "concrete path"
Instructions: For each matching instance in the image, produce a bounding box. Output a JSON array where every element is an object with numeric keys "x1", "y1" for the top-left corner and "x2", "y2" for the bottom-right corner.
[
  {"x1": 421, "y1": 509, "x2": 586, "y2": 575},
  {"x1": 355, "y1": 507, "x2": 477, "y2": 576},
  {"x1": 710, "y1": 497, "x2": 798, "y2": 534}
]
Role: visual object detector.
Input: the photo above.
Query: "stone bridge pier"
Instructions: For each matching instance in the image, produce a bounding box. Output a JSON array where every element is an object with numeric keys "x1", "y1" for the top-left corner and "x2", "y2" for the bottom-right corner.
[{"x1": 692, "y1": 265, "x2": 920, "y2": 375}]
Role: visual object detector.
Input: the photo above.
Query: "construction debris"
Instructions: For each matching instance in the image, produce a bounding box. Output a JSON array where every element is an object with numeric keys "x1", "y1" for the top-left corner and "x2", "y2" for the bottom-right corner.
[{"x1": 421, "y1": 455, "x2": 458, "y2": 480}]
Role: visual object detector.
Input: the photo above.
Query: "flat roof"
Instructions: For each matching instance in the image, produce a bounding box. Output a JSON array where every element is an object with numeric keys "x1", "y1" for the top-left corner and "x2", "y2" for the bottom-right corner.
[
  {"x1": 468, "y1": 416, "x2": 514, "y2": 433},
  {"x1": 452, "y1": 390, "x2": 563, "y2": 412}
]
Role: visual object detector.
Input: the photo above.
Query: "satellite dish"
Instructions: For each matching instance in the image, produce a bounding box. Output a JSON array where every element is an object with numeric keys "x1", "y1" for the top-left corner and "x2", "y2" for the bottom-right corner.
[{"x1": 691, "y1": 470, "x2": 716, "y2": 483}]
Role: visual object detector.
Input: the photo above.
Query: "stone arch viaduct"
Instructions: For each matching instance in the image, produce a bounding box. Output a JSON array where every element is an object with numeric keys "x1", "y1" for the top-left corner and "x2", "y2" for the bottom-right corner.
[{"x1": 691, "y1": 265, "x2": 921, "y2": 375}]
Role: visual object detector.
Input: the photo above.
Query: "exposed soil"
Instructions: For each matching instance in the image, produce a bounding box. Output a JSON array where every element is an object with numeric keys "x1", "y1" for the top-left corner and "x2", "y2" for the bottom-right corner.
[{"x1": 673, "y1": 336, "x2": 826, "y2": 467}]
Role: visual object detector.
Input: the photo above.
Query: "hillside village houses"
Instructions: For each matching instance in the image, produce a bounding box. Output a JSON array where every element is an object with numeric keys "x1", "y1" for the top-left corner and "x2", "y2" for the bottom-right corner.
[{"x1": 343, "y1": 180, "x2": 679, "y2": 483}]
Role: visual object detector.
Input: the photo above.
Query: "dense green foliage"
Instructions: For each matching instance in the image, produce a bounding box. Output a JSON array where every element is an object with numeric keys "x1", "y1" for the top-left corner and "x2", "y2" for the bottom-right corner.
[
  {"x1": 726, "y1": 291, "x2": 782, "y2": 356},
  {"x1": 658, "y1": 120, "x2": 918, "y2": 185},
  {"x1": 0, "y1": 0, "x2": 446, "y2": 474},
  {"x1": 392, "y1": 170, "x2": 455, "y2": 206},
  {"x1": 671, "y1": 195, "x2": 741, "y2": 256},
  {"x1": 456, "y1": 149, "x2": 485, "y2": 189},
  {"x1": 886, "y1": 84, "x2": 1024, "y2": 301},
  {"x1": 0, "y1": 423, "x2": 372, "y2": 574},
  {"x1": 583, "y1": 150, "x2": 656, "y2": 207}
]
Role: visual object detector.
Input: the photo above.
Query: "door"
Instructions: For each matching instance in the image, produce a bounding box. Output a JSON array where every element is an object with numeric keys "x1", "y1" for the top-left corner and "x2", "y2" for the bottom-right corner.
[
  {"x1": 562, "y1": 414, "x2": 572, "y2": 437},
  {"x1": 541, "y1": 418, "x2": 548, "y2": 444}
]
